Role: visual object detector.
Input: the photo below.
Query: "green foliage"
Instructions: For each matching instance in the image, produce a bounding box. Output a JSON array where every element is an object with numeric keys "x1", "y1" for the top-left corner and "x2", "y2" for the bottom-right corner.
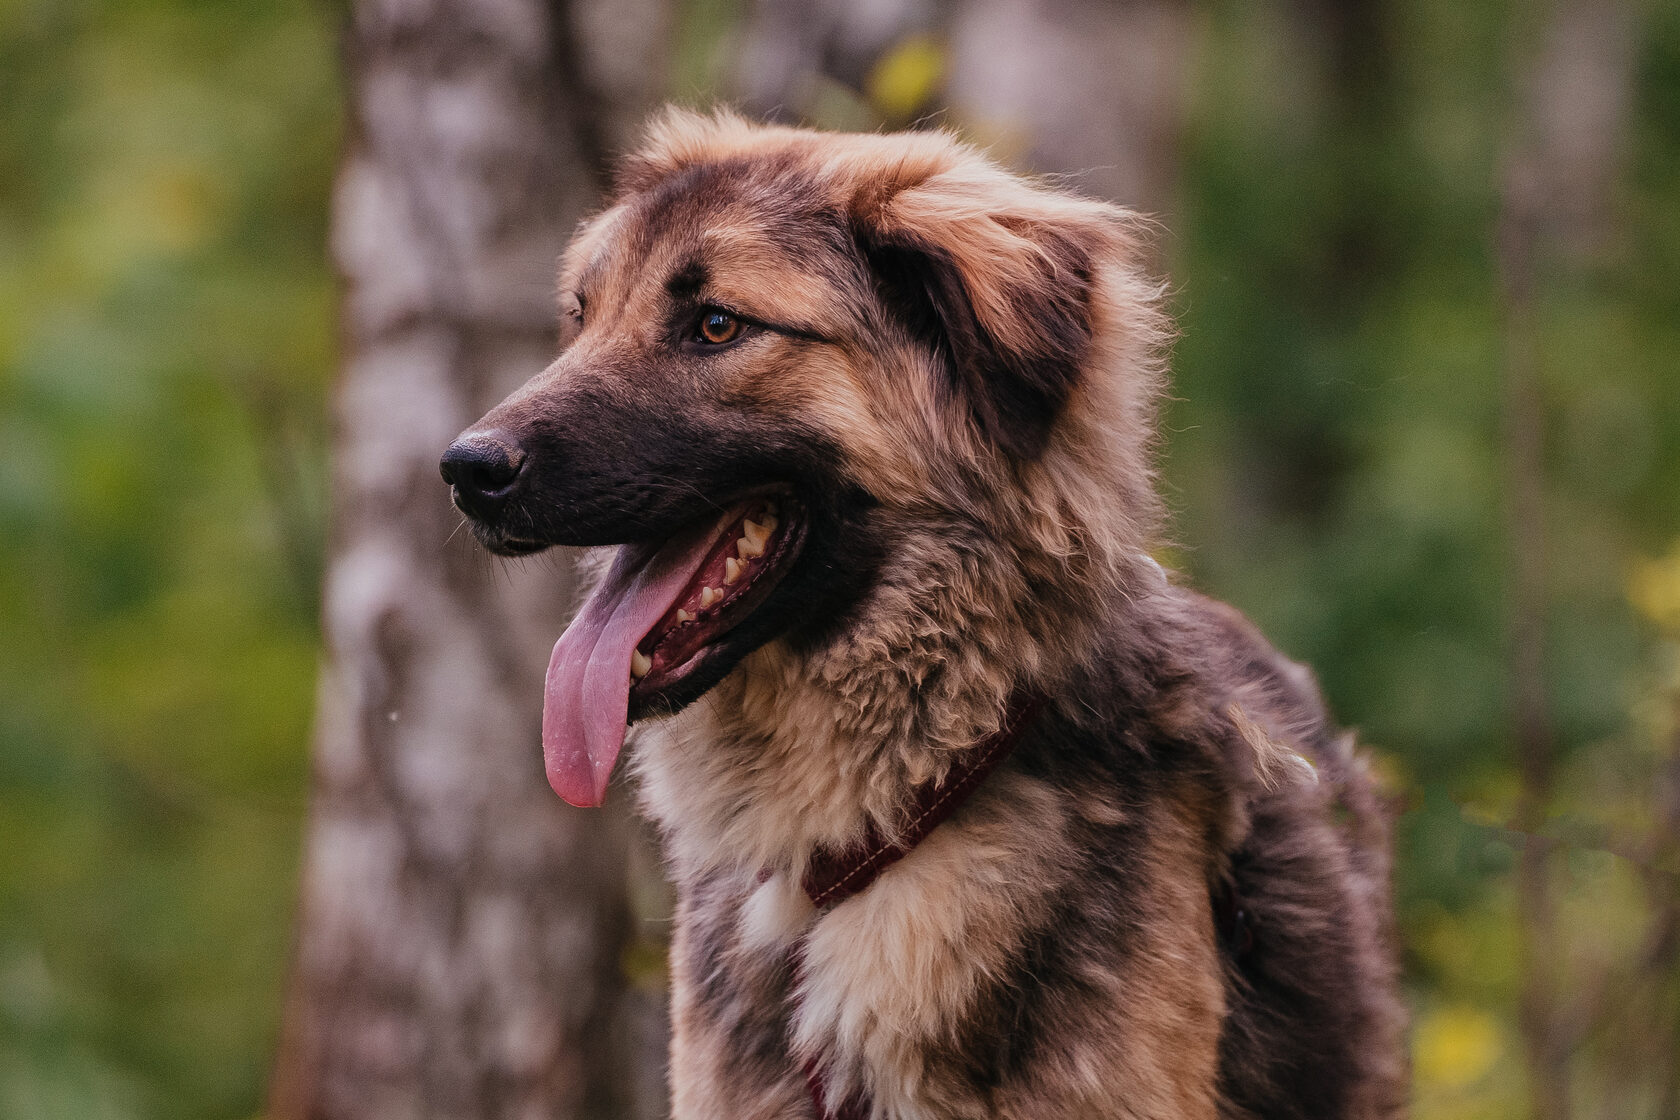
[{"x1": 0, "y1": 0, "x2": 337, "y2": 1116}]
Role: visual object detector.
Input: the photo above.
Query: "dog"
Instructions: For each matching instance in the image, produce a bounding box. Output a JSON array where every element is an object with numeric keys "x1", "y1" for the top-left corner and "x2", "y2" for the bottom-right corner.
[{"x1": 440, "y1": 110, "x2": 1408, "y2": 1120}]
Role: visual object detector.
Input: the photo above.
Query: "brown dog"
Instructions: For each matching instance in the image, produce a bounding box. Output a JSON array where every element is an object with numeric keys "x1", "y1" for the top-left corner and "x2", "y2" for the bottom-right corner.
[{"x1": 441, "y1": 110, "x2": 1408, "y2": 1119}]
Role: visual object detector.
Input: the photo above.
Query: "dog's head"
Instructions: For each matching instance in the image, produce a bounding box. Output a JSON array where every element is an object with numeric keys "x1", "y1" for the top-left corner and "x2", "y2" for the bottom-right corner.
[{"x1": 440, "y1": 111, "x2": 1163, "y2": 806}]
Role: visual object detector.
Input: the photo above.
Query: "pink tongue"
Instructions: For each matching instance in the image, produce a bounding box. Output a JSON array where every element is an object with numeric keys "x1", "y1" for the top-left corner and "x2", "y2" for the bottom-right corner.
[{"x1": 543, "y1": 517, "x2": 721, "y2": 806}]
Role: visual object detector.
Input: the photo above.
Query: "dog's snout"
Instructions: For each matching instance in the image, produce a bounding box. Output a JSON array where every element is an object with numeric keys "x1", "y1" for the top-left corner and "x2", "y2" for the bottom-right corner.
[{"x1": 441, "y1": 429, "x2": 528, "y2": 518}]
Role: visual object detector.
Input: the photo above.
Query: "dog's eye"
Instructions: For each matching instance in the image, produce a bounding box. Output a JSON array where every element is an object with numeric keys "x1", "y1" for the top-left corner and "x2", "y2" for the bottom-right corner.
[{"x1": 694, "y1": 310, "x2": 743, "y2": 346}]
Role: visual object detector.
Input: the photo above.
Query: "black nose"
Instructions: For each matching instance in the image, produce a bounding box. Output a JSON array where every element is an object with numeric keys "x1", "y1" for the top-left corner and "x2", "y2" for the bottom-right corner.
[{"x1": 440, "y1": 429, "x2": 527, "y2": 518}]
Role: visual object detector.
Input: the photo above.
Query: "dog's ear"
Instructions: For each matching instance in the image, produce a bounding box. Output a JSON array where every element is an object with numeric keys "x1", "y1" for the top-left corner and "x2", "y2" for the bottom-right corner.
[{"x1": 853, "y1": 166, "x2": 1112, "y2": 460}]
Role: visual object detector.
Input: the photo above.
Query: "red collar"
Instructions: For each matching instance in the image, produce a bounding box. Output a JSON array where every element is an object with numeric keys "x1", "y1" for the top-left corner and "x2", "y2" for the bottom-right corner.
[
  {"x1": 793, "y1": 692, "x2": 1043, "y2": 1120},
  {"x1": 801, "y1": 691, "x2": 1044, "y2": 908}
]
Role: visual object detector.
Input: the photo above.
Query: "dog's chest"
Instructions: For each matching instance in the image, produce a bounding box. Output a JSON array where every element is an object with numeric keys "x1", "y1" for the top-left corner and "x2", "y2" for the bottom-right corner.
[
  {"x1": 646, "y1": 684, "x2": 1076, "y2": 1117},
  {"x1": 716, "y1": 863, "x2": 981, "y2": 1119},
  {"x1": 680, "y1": 778, "x2": 1068, "y2": 1119}
]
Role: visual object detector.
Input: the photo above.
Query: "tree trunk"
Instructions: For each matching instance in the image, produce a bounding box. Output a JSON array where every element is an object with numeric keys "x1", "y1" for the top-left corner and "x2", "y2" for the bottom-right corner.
[
  {"x1": 1498, "y1": 2, "x2": 1638, "y2": 1118},
  {"x1": 271, "y1": 0, "x2": 666, "y2": 1116}
]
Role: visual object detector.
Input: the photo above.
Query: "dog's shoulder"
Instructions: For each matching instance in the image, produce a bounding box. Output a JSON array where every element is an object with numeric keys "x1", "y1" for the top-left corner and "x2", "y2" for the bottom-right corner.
[
  {"x1": 1053, "y1": 583, "x2": 1336, "y2": 785},
  {"x1": 1093, "y1": 587, "x2": 1409, "y2": 1120}
]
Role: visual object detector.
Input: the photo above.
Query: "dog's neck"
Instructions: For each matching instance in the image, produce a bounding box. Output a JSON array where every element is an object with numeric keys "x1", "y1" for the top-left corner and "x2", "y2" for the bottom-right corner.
[{"x1": 631, "y1": 503, "x2": 1163, "y2": 885}]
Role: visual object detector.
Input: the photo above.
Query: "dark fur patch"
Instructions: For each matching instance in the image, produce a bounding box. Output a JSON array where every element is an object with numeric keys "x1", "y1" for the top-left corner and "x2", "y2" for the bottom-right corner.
[
  {"x1": 665, "y1": 259, "x2": 710, "y2": 299},
  {"x1": 853, "y1": 221, "x2": 1094, "y2": 460}
]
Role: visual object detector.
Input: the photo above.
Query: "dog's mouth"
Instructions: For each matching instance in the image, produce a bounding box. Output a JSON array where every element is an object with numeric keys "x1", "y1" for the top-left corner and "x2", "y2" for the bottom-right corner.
[{"x1": 542, "y1": 492, "x2": 804, "y2": 807}]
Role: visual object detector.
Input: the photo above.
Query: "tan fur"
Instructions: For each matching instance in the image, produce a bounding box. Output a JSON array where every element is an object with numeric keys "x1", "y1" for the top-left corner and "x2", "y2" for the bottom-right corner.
[{"x1": 598, "y1": 113, "x2": 1222, "y2": 1119}]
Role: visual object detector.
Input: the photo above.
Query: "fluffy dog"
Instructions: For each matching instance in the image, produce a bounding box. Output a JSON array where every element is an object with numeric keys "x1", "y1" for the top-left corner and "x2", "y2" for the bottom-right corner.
[{"x1": 440, "y1": 110, "x2": 1407, "y2": 1119}]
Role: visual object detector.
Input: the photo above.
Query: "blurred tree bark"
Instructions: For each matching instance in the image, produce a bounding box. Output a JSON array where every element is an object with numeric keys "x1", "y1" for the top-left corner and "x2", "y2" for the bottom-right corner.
[
  {"x1": 269, "y1": 0, "x2": 667, "y2": 1117},
  {"x1": 1498, "y1": 2, "x2": 1639, "y2": 1118}
]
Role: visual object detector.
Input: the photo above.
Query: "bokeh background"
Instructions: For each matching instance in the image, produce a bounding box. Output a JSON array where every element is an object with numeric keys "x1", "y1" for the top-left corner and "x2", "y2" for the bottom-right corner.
[{"x1": 2, "y1": 0, "x2": 1677, "y2": 1117}]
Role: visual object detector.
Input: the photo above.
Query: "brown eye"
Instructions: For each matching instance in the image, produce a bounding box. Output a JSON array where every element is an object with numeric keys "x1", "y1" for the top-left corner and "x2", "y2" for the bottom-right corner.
[{"x1": 695, "y1": 310, "x2": 743, "y2": 345}]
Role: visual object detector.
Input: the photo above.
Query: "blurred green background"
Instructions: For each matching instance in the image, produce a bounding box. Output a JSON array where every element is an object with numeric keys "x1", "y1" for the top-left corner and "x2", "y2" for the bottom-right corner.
[
  {"x1": 0, "y1": 1, "x2": 334, "y2": 1115},
  {"x1": 1, "y1": 0, "x2": 1677, "y2": 1117}
]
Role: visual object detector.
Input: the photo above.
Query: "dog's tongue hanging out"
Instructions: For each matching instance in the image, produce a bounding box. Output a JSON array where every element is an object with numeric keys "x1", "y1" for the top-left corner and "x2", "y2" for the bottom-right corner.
[
  {"x1": 543, "y1": 499, "x2": 790, "y2": 806},
  {"x1": 542, "y1": 518, "x2": 717, "y2": 807}
]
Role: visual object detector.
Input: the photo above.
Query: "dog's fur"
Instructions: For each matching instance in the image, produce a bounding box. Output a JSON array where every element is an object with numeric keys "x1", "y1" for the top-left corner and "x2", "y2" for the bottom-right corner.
[{"x1": 450, "y1": 111, "x2": 1408, "y2": 1119}]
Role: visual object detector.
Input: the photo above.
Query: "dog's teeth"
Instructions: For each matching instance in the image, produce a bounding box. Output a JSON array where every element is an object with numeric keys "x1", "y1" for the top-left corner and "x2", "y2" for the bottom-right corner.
[
  {"x1": 737, "y1": 520, "x2": 768, "y2": 559},
  {"x1": 630, "y1": 649, "x2": 652, "y2": 678},
  {"x1": 759, "y1": 513, "x2": 777, "y2": 533},
  {"x1": 700, "y1": 586, "x2": 720, "y2": 608},
  {"x1": 675, "y1": 609, "x2": 694, "y2": 623},
  {"x1": 725, "y1": 557, "x2": 743, "y2": 584}
]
